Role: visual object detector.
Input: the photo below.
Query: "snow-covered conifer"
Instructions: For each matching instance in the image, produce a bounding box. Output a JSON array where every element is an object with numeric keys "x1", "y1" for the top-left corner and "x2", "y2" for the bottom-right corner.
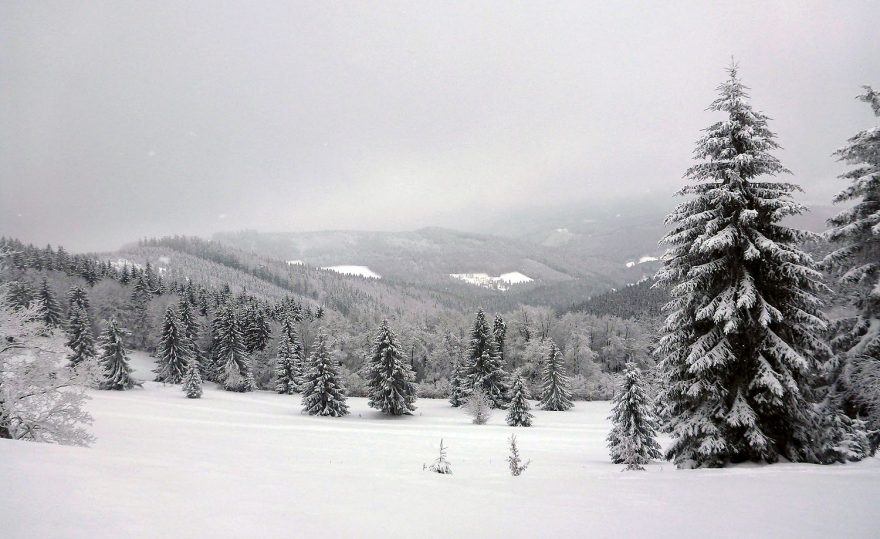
[
  {"x1": 182, "y1": 360, "x2": 203, "y2": 399},
  {"x1": 154, "y1": 306, "x2": 192, "y2": 384},
  {"x1": 65, "y1": 306, "x2": 95, "y2": 367},
  {"x1": 212, "y1": 304, "x2": 253, "y2": 392},
  {"x1": 655, "y1": 63, "x2": 829, "y2": 467},
  {"x1": 427, "y1": 438, "x2": 452, "y2": 474},
  {"x1": 448, "y1": 359, "x2": 466, "y2": 407},
  {"x1": 539, "y1": 341, "x2": 573, "y2": 411},
  {"x1": 244, "y1": 304, "x2": 272, "y2": 353},
  {"x1": 506, "y1": 374, "x2": 533, "y2": 427},
  {"x1": 274, "y1": 314, "x2": 304, "y2": 394},
  {"x1": 177, "y1": 296, "x2": 205, "y2": 372},
  {"x1": 461, "y1": 309, "x2": 509, "y2": 408},
  {"x1": 367, "y1": 320, "x2": 417, "y2": 415},
  {"x1": 300, "y1": 330, "x2": 349, "y2": 417},
  {"x1": 823, "y1": 85, "x2": 880, "y2": 447},
  {"x1": 97, "y1": 318, "x2": 136, "y2": 391},
  {"x1": 67, "y1": 285, "x2": 90, "y2": 312},
  {"x1": 607, "y1": 364, "x2": 661, "y2": 470},
  {"x1": 36, "y1": 278, "x2": 62, "y2": 329}
]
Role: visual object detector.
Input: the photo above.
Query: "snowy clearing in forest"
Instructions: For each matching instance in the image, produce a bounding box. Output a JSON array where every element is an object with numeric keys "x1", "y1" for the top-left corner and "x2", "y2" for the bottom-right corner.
[
  {"x1": 1, "y1": 352, "x2": 878, "y2": 538},
  {"x1": 320, "y1": 265, "x2": 381, "y2": 279},
  {"x1": 450, "y1": 271, "x2": 533, "y2": 291}
]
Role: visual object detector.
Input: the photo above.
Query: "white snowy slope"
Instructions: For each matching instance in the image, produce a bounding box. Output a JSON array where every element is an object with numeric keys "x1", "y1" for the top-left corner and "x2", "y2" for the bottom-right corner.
[
  {"x1": 320, "y1": 265, "x2": 381, "y2": 279},
  {"x1": 625, "y1": 255, "x2": 660, "y2": 268},
  {"x1": 449, "y1": 272, "x2": 533, "y2": 291},
  {"x1": 1, "y1": 352, "x2": 878, "y2": 539}
]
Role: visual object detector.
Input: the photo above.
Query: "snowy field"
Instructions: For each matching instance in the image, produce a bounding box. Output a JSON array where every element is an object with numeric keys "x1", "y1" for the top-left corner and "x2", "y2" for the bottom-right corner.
[
  {"x1": 2, "y1": 352, "x2": 879, "y2": 538},
  {"x1": 321, "y1": 265, "x2": 382, "y2": 279}
]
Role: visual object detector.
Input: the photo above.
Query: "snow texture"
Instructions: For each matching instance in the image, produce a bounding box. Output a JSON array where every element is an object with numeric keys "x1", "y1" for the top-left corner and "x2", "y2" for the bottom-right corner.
[{"x1": 1, "y1": 351, "x2": 878, "y2": 538}]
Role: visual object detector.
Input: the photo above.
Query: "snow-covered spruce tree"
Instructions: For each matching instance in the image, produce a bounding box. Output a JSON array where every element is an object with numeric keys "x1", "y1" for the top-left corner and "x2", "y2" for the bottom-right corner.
[
  {"x1": 507, "y1": 434, "x2": 530, "y2": 476},
  {"x1": 182, "y1": 360, "x2": 203, "y2": 399},
  {"x1": 300, "y1": 330, "x2": 349, "y2": 417},
  {"x1": 427, "y1": 438, "x2": 452, "y2": 474},
  {"x1": 367, "y1": 320, "x2": 417, "y2": 415},
  {"x1": 212, "y1": 304, "x2": 253, "y2": 392},
  {"x1": 67, "y1": 285, "x2": 90, "y2": 312},
  {"x1": 274, "y1": 314, "x2": 305, "y2": 394},
  {"x1": 493, "y1": 314, "x2": 507, "y2": 363},
  {"x1": 448, "y1": 358, "x2": 466, "y2": 407},
  {"x1": 506, "y1": 374, "x2": 534, "y2": 427},
  {"x1": 655, "y1": 63, "x2": 830, "y2": 467},
  {"x1": 177, "y1": 296, "x2": 206, "y2": 374},
  {"x1": 607, "y1": 364, "x2": 662, "y2": 470},
  {"x1": 36, "y1": 278, "x2": 62, "y2": 329},
  {"x1": 65, "y1": 305, "x2": 96, "y2": 367},
  {"x1": 154, "y1": 306, "x2": 192, "y2": 384},
  {"x1": 461, "y1": 309, "x2": 509, "y2": 408},
  {"x1": 97, "y1": 318, "x2": 136, "y2": 391},
  {"x1": 539, "y1": 341, "x2": 573, "y2": 411},
  {"x1": 824, "y1": 86, "x2": 880, "y2": 449},
  {"x1": 244, "y1": 304, "x2": 272, "y2": 354}
]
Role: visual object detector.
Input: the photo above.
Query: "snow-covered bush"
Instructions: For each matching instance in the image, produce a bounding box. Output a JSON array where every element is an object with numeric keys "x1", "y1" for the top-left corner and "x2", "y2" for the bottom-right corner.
[
  {"x1": 0, "y1": 285, "x2": 94, "y2": 445},
  {"x1": 464, "y1": 386, "x2": 492, "y2": 425},
  {"x1": 416, "y1": 379, "x2": 450, "y2": 399}
]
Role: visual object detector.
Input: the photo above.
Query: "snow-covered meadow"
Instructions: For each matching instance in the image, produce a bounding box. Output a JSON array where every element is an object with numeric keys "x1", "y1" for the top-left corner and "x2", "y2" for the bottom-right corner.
[{"x1": 2, "y1": 352, "x2": 878, "y2": 538}]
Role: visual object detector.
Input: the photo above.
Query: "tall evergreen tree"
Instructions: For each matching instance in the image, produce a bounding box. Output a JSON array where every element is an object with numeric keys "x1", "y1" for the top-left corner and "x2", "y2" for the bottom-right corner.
[
  {"x1": 493, "y1": 314, "x2": 507, "y2": 363},
  {"x1": 461, "y1": 309, "x2": 509, "y2": 408},
  {"x1": 539, "y1": 341, "x2": 573, "y2": 411},
  {"x1": 212, "y1": 304, "x2": 253, "y2": 392},
  {"x1": 824, "y1": 85, "x2": 880, "y2": 447},
  {"x1": 655, "y1": 64, "x2": 829, "y2": 467},
  {"x1": 36, "y1": 278, "x2": 62, "y2": 329},
  {"x1": 301, "y1": 330, "x2": 349, "y2": 417},
  {"x1": 448, "y1": 358, "x2": 466, "y2": 407},
  {"x1": 506, "y1": 374, "x2": 534, "y2": 427},
  {"x1": 177, "y1": 296, "x2": 206, "y2": 373},
  {"x1": 67, "y1": 285, "x2": 90, "y2": 312},
  {"x1": 367, "y1": 320, "x2": 417, "y2": 415},
  {"x1": 65, "y1": 306, "x2": 96, "y2": 367},
  {"x1": 154, "y1": 306, "x2": 192, "y2": 384},
  {"x1": 607, "y1": 364, "x2": 662, "y2": 470},
  {"x1": 274, "y1": 314, "x2": 304, "y2": 394},
  {"x1": 244, "y1": 304, "x2": 272, "y2": 353},
  {"x1": 7, "y1": 281, "x2": 34, "y2": 310},
  {"x1": 98, "y1": 318, "x2": 136, "y2": 390}
]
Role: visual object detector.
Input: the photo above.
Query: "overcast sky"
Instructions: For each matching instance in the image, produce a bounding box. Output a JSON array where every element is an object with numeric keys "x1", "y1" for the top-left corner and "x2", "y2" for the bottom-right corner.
[{"x1": 1, "y1": 1, "x2": 878, "y2": 251}]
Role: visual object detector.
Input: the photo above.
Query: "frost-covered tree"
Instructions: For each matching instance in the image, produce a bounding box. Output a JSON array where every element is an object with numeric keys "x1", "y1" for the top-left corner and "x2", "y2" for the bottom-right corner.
[
  {"x1": 177, "y1": 296, "x2": 206, "y2": 374},
  {"x1": 36, "y1": 278, "x2": 62, "y2": 329},
  {"x1": 506, "y1": 374, "x2": 533, "y2": 427},
  {"x1": 540, "y1": 341, "x2": 573, "y2": 411},
  {"x1": 464, "y1": 386, "x2": 492, "y2": 424},
  {"x1": 1, "y1": 291, "x2": 94, "y2": 445},
  {"x1": 154, "y1": 306, "x2": 192, "y2": 384},
  {"x1": 67, "y1": 285, "x2": 90, "y2": 312},
  {"x1": 824, "y1": 85, "x2": 880, "y2": 447},
  {"x1": 274, "y1": 314, "x2": 304, "y2": 394},
  {"x1": 182, "y1": 360, "x2": 203, "y2": 399},
  {"x1": 244, "y1": 304, "x2": 272, "y2": 353},
  {"x1": 65, "y1": 305, "x2": 95, "y2": 367},
  {"x1": 461, "y1": 309, "x2": 509, "y2": 408},
  {"x1": 448, "y1": 358, "x2": 466, "y2": 407},
  {"x1": 212, "y1": 304, "x2": 253, "y2": 392},
  {"x1": 427, "y1": 438, "x2": 452, "y2": 474},
  {"x1": 493, "y1": 314, "x2": 507, "y2": 363},
  {"x1": 367, "y1": 320, "x2": 417, "y2": 415},
  {"x1": 300, "y1": 330, "x2": 349, "y2": 417},
  {"x1": 607, "y1": 364, "x2": 662, "y2": 470},
  {"x1": 98, "y1": 318, "x2": 136, "y2": 391},
  {"x1": 507, "y1": 434, "x2": 530, "y2": 476},
  {"x1": 655, "y1": 64, "x2": 830, "y2": 467}
]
